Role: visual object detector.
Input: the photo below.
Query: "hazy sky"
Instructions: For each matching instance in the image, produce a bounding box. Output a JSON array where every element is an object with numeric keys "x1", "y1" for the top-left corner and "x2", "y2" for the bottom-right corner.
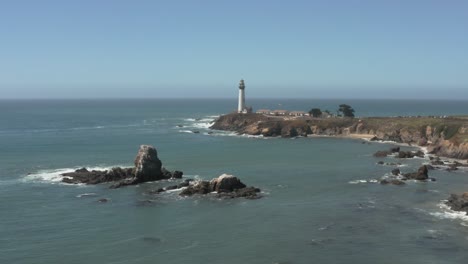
[{"x1": 1, "y1": 0, "x2": 467, "y2": 99}]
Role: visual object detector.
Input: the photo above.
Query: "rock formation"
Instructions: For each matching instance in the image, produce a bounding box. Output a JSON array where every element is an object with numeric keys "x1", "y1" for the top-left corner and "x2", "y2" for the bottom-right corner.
[
  {"x1": 61, "y1": 145, "x2": 182, "y2": 187},
  {"x1": 133, "y1": 145, "x2": 163, "y2": 182},
  {"x1": 379, "y1": 165, "x2": 434, "y2": 185},
  {"x1": 403, "y1": 165, "x2": 429, "y2": 180},
  {"x1": 179, "y1": 174, "x2": 261, "y2": 199}
]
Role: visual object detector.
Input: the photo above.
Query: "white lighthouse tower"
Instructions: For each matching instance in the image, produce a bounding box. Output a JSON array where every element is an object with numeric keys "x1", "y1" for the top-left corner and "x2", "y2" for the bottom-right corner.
[{"x1": 238, "y1": 79, "x2": 246, "y2": 113}]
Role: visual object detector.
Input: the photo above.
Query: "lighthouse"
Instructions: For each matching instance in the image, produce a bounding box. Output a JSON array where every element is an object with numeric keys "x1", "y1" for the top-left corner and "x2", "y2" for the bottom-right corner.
[{"x1": 238, "y1": 79, "x2": 246, "y2": 113}]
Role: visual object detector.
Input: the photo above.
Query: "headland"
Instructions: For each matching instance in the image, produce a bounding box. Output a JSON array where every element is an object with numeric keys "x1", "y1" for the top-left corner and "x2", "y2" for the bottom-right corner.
[{"x1": 210, "y1": 113, "x2": 468, "y2": 159}]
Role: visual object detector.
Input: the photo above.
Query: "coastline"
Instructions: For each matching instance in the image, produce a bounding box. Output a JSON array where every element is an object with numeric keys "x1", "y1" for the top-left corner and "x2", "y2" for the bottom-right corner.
[{"x1": 209, "y1": 113, "x2": 468, "y2": 160}]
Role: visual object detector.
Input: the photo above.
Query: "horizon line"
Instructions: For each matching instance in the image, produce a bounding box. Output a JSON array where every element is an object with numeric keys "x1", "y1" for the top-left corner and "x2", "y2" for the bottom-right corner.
[{"x1": 1, "y1": 97, "x2": 468, "y2": 101}]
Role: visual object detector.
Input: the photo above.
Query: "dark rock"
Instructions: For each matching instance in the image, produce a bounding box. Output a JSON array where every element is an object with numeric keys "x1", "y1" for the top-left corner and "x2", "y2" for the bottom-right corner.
[
  {"x1": 109, "y1": 177, "x2": 139, "y2": 189},
  {"x1": 398, "y1": 151, "x2": 413, "y2": 158},
  {"x1": 62, "y1": 167, "x2": 133, "y2": 185},
  {"x1": 426, "y1": 165, "x2": 435, "y2": 170},
  {"x1": 172, "y1": 170, "x2": 183, "y2": 179},
  {"x1": 380, "y1": 179, "x2": 405, "y2": 185},
  {"x1": 391, "y1": 168, "x2": 400, "y2": 176},
  {"x1": 179, "y1": 174, "x2": 260, "y2": 199},
  {"x1": 390, "y1": 147, "x2": 400, "y2": 153},
  {"x1": 414, "y1": 150, "x2": 425, "y2": 158},
  {"x1": 404, "y1": 165, "x2": 429, "y2": 180},
  {"x1": 397, "y1": 150, "x2": 425, "y2": 159},
  {"x1": 97, "y1": 198, "x2": 109, "y2": 203},
  {"x1": 217, "y1": 187, "x2": 261, "y2": 199},
  {"x1": 445, "y1": 193, "x2": 468, "y2": 215},
  {"x1": 377, "y1": 161, "x2": 384, "y2": 165},
  {"x1": 192, "y1": 130, "x2": 200, "y2": 134},
  {"x1": 177, "y1": 124, "x2": 183, "y2": 127},
  {"x1": 370, "y1": 136, "x2": 380, "y2": 141},
  {"x1": 76, "y1": 167, "x2": 89, "y2": 173}
]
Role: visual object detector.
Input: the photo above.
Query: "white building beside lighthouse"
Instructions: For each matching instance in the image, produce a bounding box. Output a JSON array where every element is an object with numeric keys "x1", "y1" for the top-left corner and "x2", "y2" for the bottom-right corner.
[{"x1": 238, "y1": 79, "x2": 246, "y2": 113}]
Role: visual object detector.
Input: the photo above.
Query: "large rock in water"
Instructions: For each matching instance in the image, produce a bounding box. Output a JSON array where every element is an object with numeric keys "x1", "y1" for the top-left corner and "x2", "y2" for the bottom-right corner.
[
  {"x1": 61, "y1": 145, "x2": 182, "y2": 187},
  {"x1": 403, "y1": 165, "x2": 429, "y2": 180},
  {"x1": 210, "y1": 174, "x2": 246, "y2": 192},
  {"x1": 180, "y1": 174, "x2": 260, "y2": 199},
  {"x1": 133, "y1": 145, "x2": 163, "y2": 182}
]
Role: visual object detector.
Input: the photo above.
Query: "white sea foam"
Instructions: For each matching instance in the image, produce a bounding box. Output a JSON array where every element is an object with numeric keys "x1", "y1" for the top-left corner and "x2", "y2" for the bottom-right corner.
[
  {"x1": 76, "y1": 193, "x2": 98, "y2": 198},
  {"x1": 430, "y1": 202, "x2": 468, "y2": 224},
  {"x1": 165, "y1": 187, "x2": 187, "y2": 193},
  {"x1": 179, "y1": 130, "x2": 195, "y2": 134},
  {"x1": 184, "y1": 118, "x2": 196, "y2": 122},
  {"x1": 191, "y1": 122, "x2": 214, "y2": 129},
  {"x1": 348, "y1": 179, "x2": 378, "y2": 184}
]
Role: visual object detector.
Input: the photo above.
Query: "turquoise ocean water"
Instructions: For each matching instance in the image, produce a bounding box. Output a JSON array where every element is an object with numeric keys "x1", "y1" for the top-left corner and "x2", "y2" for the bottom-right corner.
[{"x1": 1, "y1": 99, "x2": 468, "y2": 264}]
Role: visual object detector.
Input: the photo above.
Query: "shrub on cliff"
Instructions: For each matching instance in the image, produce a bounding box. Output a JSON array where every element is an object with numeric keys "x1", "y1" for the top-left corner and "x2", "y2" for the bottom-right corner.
[
  {"x1": 338, "y1": 104, "x2": 355, "y2": 118},
  {"x1": 309, "y1": 108, "x2": 322, "y2": 117}
]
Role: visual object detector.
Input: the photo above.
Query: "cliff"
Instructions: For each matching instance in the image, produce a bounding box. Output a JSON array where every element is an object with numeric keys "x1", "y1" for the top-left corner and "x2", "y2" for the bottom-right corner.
[{"x1": 210, "y1": 113, "x2": 468, "y2": 159}]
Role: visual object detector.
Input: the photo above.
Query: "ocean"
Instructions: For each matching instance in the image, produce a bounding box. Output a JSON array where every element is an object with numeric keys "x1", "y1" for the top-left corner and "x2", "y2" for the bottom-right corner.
[{"x1": 1, "y1": 98, "x2": 468, "y2": 264}]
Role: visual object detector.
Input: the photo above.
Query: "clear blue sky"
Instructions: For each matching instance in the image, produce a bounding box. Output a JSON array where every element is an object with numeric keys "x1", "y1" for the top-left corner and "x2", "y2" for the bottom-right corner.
[{"x1": 1, "y1": 0, "x2": 467, "y2": 99}]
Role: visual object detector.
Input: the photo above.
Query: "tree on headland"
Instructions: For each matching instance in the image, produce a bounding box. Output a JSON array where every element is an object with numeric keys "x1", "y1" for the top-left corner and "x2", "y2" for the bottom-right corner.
[
  {"x1": 308, "y1": 108, "x2": 322, "y2": 117},
  {"x1": 338, "y1": 104, "x2": 355, "y2": 118}
]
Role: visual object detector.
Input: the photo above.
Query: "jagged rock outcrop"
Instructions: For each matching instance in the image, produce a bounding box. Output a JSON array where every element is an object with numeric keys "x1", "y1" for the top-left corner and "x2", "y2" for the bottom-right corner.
[
  {"x1": 445, "y1": 193, "x2": 468, "y2": 215},
  {"x1": 179, "y1": 174, "x2": 260, "y2": 199},
  {"x1": 134, "y1": 145, "x2": 163, "y2": 182},
  {"x1": 61, "y1": 145, "x2": 183, "y2": 187},
  {"x1": 403, "y1": 165, "x2": 429, "y2": 180},
  {"x1": 379, "y1": 165, "x2": 434, "y2": 186},
  {"x1": 62, "y1": 167, "x2": 133, "y2": 184}
]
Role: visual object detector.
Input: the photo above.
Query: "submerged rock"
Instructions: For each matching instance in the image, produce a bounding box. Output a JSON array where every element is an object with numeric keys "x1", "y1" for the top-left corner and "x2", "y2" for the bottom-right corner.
[{"x1": 380, "y1": 179, "x2": 405, "y2": 185}]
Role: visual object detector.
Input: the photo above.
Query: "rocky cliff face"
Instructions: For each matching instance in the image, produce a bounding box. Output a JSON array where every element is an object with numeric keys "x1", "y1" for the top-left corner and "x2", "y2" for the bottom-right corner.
[{"x1": 210, "y1": 113, "x2": 468, "y2": 159}]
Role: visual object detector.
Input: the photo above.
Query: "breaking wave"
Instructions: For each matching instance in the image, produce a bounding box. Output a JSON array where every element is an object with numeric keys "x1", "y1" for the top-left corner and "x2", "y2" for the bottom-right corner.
[{"x1": 430, "y1": 202, "x2": 468, "y2": 226}]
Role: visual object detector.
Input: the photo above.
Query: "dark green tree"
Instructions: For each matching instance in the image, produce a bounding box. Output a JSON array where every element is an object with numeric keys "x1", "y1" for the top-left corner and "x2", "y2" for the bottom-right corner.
[
  {"x1": 308, "y1": 108, "x2": 322, "y2": 117},
  {"x1": 338, "y1": 104, "x2": 355, "y2": 118}
]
